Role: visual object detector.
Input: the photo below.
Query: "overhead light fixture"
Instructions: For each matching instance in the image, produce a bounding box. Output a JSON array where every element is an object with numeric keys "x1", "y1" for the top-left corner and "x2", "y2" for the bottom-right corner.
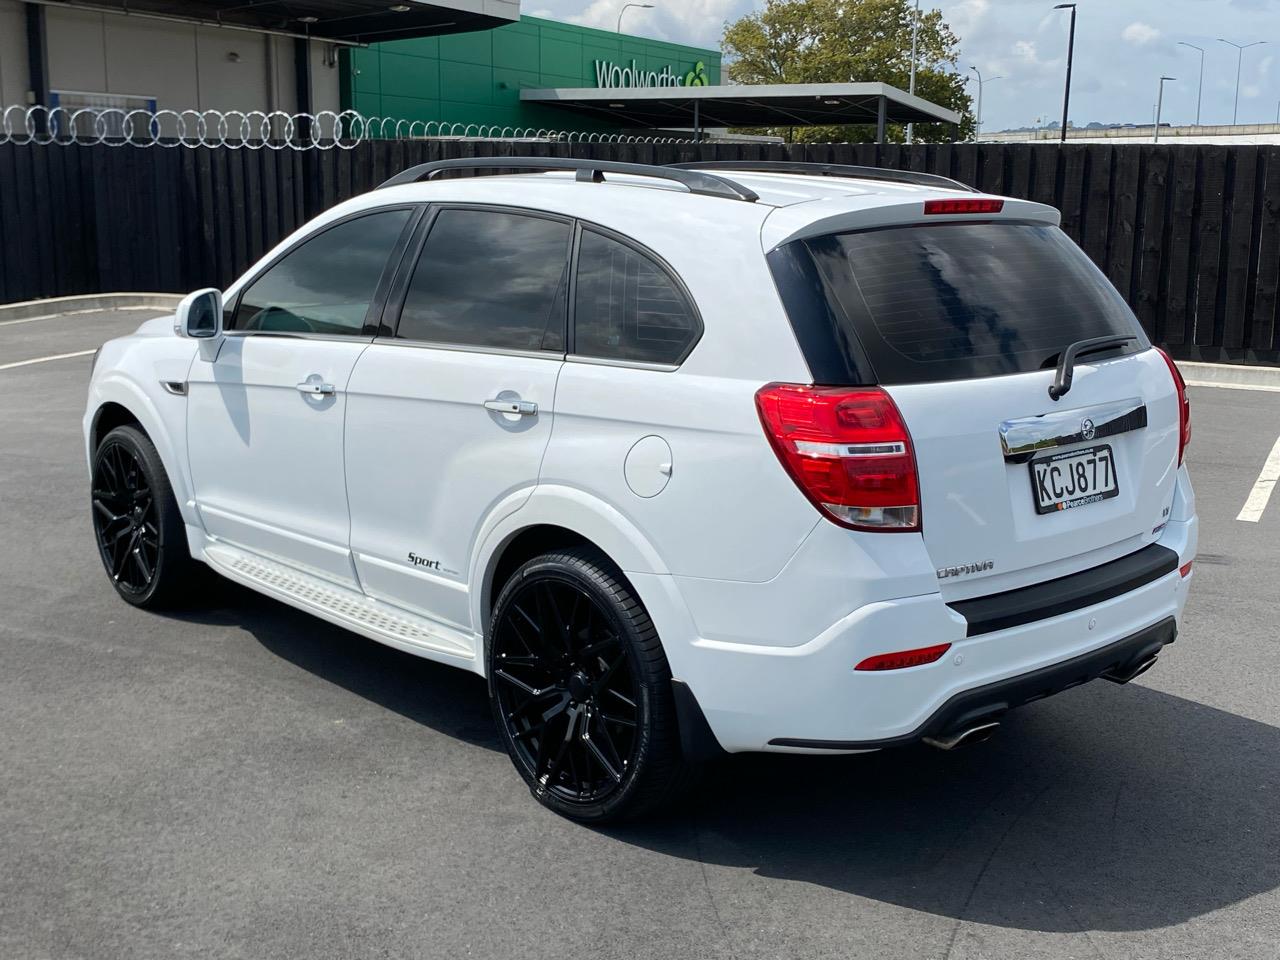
[
  {"x1": 389, "y1": 4, "x2": 411, "y2": 10},
  {"x1": 823, "y1": 99, "x2": 841, "y2": 105},
  {"x1": 610, "y1": 103, "x2": 626, "y2": 108},
  {"x1": 298, "y1": 15, "x2": 318, "y2": 23}
]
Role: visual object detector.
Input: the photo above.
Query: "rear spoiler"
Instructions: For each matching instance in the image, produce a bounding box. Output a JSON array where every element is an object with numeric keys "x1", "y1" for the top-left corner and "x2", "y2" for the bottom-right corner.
[{"x1": 760, "y1": 196, "x2": 1062, "y2": 252}]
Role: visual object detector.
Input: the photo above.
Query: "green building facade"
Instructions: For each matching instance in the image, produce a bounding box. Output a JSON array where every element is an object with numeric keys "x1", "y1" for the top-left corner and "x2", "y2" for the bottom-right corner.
[{"x1": 342, "y1": 16, "x2": 722, "y2": 134}]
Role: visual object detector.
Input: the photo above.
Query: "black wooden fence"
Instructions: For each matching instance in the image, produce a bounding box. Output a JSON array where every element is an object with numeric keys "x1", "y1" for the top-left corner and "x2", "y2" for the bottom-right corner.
[{"x1": 2, "y1": 138, "x2": 1279, "y2": 365}]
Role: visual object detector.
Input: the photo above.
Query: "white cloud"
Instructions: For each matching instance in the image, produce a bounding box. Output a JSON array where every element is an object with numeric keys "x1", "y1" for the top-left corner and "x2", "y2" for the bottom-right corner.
[
  {"x1": 948, "y1": 0, "x2": 991, "y2": 37},
  {"x1": 563, "y1": 0, "x2": 745, "y2": 46},
  {"x1": 1121, "y1": 22, "x2": 1161, "y2": 46},
  {"x1": 1013, "y1": 39, "x2": 1039, "y2": 64}
]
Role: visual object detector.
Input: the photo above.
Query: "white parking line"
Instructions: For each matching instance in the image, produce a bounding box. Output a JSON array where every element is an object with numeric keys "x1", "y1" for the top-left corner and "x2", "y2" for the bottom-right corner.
[
  {"x1": 1238, "y1": 434, "x2": 1280, "y2": 523},
  {"x1": 0, "y1": 349, "x2": 95, "y2": 371},
  {"x1": 0, "y1": 306, "x2": 169, "y2": 327}
]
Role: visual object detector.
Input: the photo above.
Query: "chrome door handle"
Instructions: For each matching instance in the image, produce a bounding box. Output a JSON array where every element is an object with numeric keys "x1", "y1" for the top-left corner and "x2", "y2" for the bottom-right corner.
[
  {"x1": 484, "y1": 399, "x2": 538, "y2": 417},
  {"x1": 296, "y1": 380, "x2": 336, "y2": 397}
]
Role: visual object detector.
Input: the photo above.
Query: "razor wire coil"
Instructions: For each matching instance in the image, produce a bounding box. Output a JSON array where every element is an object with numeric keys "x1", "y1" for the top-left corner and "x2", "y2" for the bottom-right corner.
[{"x1": 0, "y1": 105, "x2": 705, "y2": 149}]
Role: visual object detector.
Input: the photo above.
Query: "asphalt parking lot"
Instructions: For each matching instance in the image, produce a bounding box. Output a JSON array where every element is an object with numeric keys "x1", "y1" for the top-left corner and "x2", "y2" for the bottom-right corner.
[{"x1": 2, "y1": 310, "x2": 1279, "y2": 960}]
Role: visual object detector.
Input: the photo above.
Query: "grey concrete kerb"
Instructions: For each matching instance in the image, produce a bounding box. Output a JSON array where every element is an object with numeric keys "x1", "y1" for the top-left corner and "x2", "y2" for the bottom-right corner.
[
  {"x1": 0, "y1": 293, "x2": 182, "y2": 324},
  {"x1": 1180, "y1": 360, "x2": 1280, "y2": 392}
]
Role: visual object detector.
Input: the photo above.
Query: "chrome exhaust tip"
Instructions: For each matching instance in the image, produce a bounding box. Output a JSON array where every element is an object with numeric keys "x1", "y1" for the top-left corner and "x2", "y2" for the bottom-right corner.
[
  {"x1": 923, "y1": 720, "x2": 1001, "y2": 751},
  {"x1": 1101, "y1": 654, "x2": 1159, "y2": 685}
]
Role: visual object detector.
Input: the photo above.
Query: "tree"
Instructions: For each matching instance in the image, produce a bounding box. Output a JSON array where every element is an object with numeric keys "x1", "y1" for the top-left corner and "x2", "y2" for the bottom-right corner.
[{"x1": 721, "y1": 0, "x2": 974, "y2": 143}]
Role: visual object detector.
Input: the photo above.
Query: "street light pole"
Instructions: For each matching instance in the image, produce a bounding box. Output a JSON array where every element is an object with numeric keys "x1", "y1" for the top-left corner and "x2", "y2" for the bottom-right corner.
[
  {"x1": 1054, "y1": 3, "x2": 1076, "y2": 143},
  {"x1": 1177, "y1": 42, "x2": 1204, "y2": 126},
  {"x1": 906, "y1": 0, "x2": 921, "y2": 145},
  {"x1": 968, "y1": 66, "x2": 1003, "y2": 137},
  {"x1": 1217, "y1": 39, "x2": 1266, "y2": 125},
  {"x1": 1154, "y1": 76, "x2": 1176, "y2": 142},
  {"x1": 617, "y1": 2, "x2": 654, "y2": 33}
]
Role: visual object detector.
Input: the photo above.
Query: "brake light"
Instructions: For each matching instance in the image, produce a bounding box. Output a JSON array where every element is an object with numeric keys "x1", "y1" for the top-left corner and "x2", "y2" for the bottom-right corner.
[
  {"x1": 855, "y1": 643, "x2": 951, "y2": 671},
  {"x1": 1156, "y1": 348, "x2": 1191, "y2": 465},
  {"x1": 1180, "y1": 561, "x2": 1193, "y2": 578},
  {"x1": 755, "y1": 383, "x2": 921, "y2": 532},
  {"x1": 923, "y1": 198, "x2": 1004, "y2": 215}
]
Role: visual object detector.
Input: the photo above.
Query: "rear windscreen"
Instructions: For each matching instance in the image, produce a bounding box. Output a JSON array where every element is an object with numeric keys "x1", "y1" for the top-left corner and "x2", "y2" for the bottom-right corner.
[{"x1": 800, "y1": 222, "x2": 1147, "y2": 385}]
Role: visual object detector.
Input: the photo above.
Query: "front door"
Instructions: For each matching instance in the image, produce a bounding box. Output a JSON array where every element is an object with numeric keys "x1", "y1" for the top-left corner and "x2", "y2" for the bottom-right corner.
[
  {"x1": 187, "y1": 207, "x2": 417, "y2": 587},
  {"x1": 345, "y1": 206, "x2": 572, "y2": 632}
]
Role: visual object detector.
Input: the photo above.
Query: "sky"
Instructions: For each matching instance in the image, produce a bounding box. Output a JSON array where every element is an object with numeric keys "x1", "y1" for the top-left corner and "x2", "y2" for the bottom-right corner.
[{"x1": 526, "y1": 1, "x2": 1280, "y2": 131}]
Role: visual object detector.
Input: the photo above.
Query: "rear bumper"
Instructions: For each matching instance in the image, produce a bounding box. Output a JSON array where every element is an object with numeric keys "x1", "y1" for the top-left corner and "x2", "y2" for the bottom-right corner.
[
  {"x1": 769, "y1": 615, "x2": 1176, "y2": 751},
  {"x1": 636, "y1": 512, "x2": 1196, "y2": 754}
]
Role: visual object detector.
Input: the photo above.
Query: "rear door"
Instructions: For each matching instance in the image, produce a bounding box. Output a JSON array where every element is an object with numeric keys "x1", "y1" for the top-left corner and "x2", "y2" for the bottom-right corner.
[
  {"x1": 343, "y1": 206, "x2": 571, "y2": 632},
  {"x1": 799, "y1": 219, "x2": 1181, "y2": 598}
]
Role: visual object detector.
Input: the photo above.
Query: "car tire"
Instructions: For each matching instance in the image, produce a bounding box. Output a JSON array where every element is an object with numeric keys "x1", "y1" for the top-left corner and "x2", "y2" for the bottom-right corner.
[
  {"x1": 487, "y1": 545, "x2": 689, "y2": 823},
  {"x1": 90, "y1": 425, "x2": 196, "y2": 609}
]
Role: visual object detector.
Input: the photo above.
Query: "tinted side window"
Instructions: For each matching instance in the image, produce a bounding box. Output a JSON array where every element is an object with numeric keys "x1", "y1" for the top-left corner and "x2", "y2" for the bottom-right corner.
[
  {"x1": 573, "y1": 229, "x2": 700, "y2": 365},
  {"x1": 232, "y1": 209, "x2": 411, "y2": 335},
  {"x1": 396, "y1": 209, "x2": 571, "y2": 352}
]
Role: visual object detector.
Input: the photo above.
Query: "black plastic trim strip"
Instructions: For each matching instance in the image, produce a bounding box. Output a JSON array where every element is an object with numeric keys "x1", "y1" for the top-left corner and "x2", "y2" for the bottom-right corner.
[
  {"x1": 769, "y1": 616, "x2": 1177, "y2": 751},
  {"x1": 671, "y1": 679, "x2": 727, "y2": 763},
  {"x1": 948, "y1": 543, "x2": 1179, "y2": 637}
]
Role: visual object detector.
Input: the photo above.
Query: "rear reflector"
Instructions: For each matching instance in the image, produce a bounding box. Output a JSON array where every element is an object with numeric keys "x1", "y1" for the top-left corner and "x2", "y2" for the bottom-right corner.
[
  {"x1": 924, "y1": 198, "x2": 1004, "y2": 215},
  {"x1": 755, "y1": 383, "x2": 921, "y2": 532},
  {"x1": 1180, "y1": 561, "x2": 1193, "y2": 578},
  {"x1": 855, "y1": 643, "x2": 952, "y2": 671}
]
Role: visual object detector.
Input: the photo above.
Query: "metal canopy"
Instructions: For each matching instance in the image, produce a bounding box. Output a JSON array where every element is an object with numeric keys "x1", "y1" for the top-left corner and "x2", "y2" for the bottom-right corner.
[
  {"x1": 521, "y1": 82, "x2": 962, "y2": 139},
  {"x1": 31, "y1": 0, "x2": 519, "y2": 43}
]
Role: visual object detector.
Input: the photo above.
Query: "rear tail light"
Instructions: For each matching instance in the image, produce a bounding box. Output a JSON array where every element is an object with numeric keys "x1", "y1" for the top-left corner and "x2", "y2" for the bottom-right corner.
[
  {"x1": 1156, "y1": 348, "x2": 1191, "y2": 465},
  {"x1": 755, "y1": 383, "x2": 921, "y2": 532},
  {"x1": 923, "y1": 198, "x2": 1004, "y2": 215},
  {"x1": 855, "y1": 643, "x2": 951, "y2": 671},
  {"x1": 1180, "y1": 561, "x2": 1193, "y2": 578}
]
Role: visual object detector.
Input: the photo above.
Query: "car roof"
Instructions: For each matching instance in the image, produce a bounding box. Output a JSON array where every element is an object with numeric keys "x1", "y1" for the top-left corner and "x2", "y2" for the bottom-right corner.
[{"x1": 328, "y1": 168, "x2": 1062, "y2": 260}]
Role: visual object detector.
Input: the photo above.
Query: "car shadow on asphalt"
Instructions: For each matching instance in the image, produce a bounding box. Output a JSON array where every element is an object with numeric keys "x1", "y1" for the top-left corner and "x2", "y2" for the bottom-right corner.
[
  {"x1": 165, "y1": 582, "x2": 1279, "y2": 934},
  {"x1": 610, "y1": 681, "x2": 1280, "y2": 934},
  {"x1": 168, "y1": 576, "x2": 504, "y2": 753}
]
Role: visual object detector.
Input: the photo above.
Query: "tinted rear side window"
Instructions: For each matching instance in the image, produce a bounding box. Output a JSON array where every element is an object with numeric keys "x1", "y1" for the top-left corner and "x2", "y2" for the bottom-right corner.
[
  {"x1": 573, "y1": 229, "x2": 701, "y2": 365},
  {"x1": 397, "y1": 209, "x2": 571, "y2": 352},
  {"x1": 802, "y1": 222, "x2": 1146, "y2": 385}
]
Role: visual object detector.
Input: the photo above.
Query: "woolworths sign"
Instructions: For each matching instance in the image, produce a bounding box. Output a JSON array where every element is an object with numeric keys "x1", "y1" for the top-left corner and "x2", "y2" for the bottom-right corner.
[{"x1": 593, "y1": 59, "x2": 711, "y2": 89}]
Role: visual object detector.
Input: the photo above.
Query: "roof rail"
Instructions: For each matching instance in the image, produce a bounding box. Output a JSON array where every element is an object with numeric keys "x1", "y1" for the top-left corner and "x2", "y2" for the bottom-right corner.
[
  {"x1": 666, "y1": 160, "x2": 978, "y2": 194},
  {"x1": 378, "y1": 157, "x2": 760, "y2": 202}
]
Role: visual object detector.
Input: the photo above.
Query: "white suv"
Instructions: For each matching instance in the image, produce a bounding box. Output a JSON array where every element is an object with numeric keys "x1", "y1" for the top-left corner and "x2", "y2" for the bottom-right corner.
[{"x1": 84, "y1": 158, "x2": 1197, "y2": 822}]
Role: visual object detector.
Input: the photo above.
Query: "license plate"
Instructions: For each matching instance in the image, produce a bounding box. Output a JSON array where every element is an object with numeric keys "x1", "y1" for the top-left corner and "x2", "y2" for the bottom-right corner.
[{"x1": 1029, "y1": 444, "x2": 1119, "y2": 514}]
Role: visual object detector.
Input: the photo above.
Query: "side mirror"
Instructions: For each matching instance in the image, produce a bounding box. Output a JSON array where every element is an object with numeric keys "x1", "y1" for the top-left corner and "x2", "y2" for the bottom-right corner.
[{"x1": 175, "y1": 288, "x2": 223, "y2": 339}]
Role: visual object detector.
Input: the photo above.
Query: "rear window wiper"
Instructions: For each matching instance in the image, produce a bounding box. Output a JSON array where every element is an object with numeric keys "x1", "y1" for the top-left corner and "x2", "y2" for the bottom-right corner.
[{"x1": 1046, "y1": 334, "x2": 1137, "y2": 401}]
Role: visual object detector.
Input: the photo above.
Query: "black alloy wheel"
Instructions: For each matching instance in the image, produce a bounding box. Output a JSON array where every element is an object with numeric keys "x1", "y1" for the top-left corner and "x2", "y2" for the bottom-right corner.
[
  {"x1": 488, "y1": 547, "x2": 687, "y2": 822},
  {"x1": 92, "y1": 438, "x2": 159, "y2": 595},
  {"x1": 91, "y1": 425, "x2": 193, "y2": 608}
]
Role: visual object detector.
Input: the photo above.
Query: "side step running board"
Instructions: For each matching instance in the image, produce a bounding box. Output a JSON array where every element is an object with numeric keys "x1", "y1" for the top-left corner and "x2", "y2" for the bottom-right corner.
[{"x1": 203, "y1": 542, "x2": 476, "y2": 664}]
